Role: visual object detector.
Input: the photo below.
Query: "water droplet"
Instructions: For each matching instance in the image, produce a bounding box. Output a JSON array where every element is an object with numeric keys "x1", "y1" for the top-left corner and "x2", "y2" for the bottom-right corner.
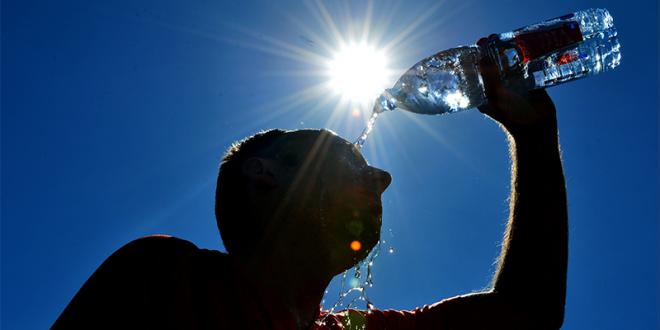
[{"x1": 388, "y1": 247, "x2": 395, "y2": 254}]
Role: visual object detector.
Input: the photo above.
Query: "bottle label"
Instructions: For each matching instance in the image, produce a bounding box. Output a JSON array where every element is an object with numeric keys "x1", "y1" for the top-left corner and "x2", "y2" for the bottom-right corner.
[{"x1": 514, "y1": 21, "x2": 583, "y2": 63}]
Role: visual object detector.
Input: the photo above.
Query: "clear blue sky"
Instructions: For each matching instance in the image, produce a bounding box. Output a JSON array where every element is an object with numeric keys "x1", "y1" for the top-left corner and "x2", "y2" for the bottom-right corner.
[{"x1": 2, "y1": 0, "x2": 658, "y2": 328}]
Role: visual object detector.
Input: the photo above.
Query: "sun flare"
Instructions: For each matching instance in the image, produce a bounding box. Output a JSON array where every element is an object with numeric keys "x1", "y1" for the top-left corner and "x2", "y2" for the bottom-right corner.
[
  {"x1": 225, "y1": 0, "x2": 446, "y2": 145},
  {"x1": 327, "y1": 43, "x2": 389, "y2": 104}
]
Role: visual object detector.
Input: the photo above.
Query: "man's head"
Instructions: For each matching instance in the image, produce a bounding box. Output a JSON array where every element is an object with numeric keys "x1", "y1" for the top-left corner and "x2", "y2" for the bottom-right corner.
[{"x1": 215, "y1": 129, "x2": 391, "y2": 274}]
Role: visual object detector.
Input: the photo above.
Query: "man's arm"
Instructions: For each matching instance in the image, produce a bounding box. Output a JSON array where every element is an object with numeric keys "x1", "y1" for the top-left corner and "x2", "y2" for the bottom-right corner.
[
  {"x1": 490, "y1": 108, "x2": 568, "y2": 328},
  {"x1": 431, "y1": 52, "x2": 568, "y2": 329},
  {"x1": 363, "y1": 54, "x2": 568, "y2": 329},
  {"x1": 478, "y1": 49, "x2": 568, "y2": 327}
]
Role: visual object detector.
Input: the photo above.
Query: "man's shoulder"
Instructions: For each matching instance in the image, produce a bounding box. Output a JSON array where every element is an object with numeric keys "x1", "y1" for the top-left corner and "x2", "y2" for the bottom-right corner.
[
  {"x1": 53, "y1": 235, "x2": 235, "y2": 328},
  {"x1": 111, "y1": 235, "x2": 229, "y2": 273},
  {"x1": 121, "y1": 234, "x2": 199, "y2": 254}
]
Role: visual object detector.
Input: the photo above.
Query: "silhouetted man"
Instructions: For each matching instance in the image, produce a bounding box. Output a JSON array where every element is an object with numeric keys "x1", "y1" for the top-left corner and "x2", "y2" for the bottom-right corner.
[{"x1": 54, "y1": 53, "x2": 568, "y2": 329}]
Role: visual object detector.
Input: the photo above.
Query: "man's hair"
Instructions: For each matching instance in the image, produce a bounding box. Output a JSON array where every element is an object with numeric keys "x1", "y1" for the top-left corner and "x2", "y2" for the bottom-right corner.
[{"x1": 215, "y1": 129, "x2": 288, "y2": 256}]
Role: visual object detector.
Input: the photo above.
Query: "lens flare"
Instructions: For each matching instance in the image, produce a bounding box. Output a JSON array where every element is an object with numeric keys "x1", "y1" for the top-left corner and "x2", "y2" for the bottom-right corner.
[{"x1": 350, "y1": 240, "x2": 362, "y2": 251}]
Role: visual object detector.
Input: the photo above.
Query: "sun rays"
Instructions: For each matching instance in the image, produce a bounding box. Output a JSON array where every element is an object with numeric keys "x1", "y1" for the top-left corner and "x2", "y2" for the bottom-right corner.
[
  {"x1": 213, "y1": 1, "x2": 400, "y2": 131},
  {"x1": 211, "y1": 0, "x2": 483, "y2": 167}
]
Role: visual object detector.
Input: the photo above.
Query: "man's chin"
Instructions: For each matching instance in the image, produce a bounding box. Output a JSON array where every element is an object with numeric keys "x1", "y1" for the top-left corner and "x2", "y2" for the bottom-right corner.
[
  {"x1": 325, "y1": 237, "x2": 377, "y2": 275},
  {"x1": 347, "y1": 230, "x2": 380, "y2": 263}
]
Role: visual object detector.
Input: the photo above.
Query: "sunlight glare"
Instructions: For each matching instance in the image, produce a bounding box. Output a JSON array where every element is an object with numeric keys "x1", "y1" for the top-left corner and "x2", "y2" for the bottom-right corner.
[{"x1": 327, "y1": 43, "x2": 389, "y2": 104}]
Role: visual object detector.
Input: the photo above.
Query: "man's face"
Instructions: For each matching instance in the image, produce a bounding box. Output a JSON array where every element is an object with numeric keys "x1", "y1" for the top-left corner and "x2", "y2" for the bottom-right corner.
[{"x1": 265, "y1": 130, "x2": 391, "y2": 273}]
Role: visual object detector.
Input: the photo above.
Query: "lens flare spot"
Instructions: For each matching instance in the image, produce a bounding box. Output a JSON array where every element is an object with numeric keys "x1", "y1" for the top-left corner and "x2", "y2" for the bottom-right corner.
[
  {"x1": 350, "y1": 240, "x2": 362, "y2": 251},
  {"x1": 351, "y1": 109, "x2": 361, "y2": 117}
]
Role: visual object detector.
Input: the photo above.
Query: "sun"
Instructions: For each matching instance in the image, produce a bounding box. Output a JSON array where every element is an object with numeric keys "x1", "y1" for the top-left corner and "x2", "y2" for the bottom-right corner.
[
  {"x1": 221, "y1": 0, "x2": 445, "y2": 140},
  {"x1": 327, "y1": 42, "x2": 390, "y2": 104}
]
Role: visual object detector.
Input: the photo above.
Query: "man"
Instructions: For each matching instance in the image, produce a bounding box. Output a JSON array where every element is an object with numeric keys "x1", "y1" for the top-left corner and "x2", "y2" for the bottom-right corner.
[{"x1": 54, "y1": 51, "x2": 568, "y2": 329}]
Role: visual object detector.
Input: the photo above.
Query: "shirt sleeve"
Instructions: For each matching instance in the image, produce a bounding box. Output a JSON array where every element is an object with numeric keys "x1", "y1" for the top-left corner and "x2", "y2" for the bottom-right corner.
[
  {"x1": 344, "y1": 295, "x2": 481, "y2": 329},
  {"x1": 363, "y1": 293, "x2": 531, "y2": 330},
  {"x1": 365, "y1": 303, "x2": 450, "y2": 329}
]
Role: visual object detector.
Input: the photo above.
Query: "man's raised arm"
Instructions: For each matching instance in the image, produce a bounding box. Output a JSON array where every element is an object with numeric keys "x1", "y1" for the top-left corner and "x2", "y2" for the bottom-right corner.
[
  {"x1": 363, "y1": 54, "x2": 569, "y2": 329},
  {"x1": 478, "y1": 50, "x2": 568, "y2": 328}
]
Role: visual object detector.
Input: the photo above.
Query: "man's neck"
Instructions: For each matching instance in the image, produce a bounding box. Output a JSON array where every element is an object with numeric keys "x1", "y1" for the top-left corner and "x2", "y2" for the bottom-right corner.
[{"x1": 242, "y1": 248, "x2": 334, "y2": 329}]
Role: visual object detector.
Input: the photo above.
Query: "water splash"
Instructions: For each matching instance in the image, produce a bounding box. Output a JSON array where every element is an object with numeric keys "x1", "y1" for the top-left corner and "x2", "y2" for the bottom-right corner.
[{"x1": 323, "y1": 241, "x2": 382, "y2": 318}]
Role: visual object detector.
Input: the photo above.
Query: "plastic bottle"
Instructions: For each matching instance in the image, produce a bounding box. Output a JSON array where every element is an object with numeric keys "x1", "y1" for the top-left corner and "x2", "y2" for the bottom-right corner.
[{"x1": 374, "y1": 8, "x2": 621, "y2": 115}]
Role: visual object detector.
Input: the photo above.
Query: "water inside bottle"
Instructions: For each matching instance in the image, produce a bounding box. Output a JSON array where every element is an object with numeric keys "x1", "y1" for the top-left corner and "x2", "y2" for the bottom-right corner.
[
  {"x1": 372, "y1": 46, "x2": 484, "y2": 115},
  {"x1": 491, "y1": 8, "x2": 621, "y2": 89},
  {"x1": 353, "y1": 47, "x2": 477, "y2": 149}
]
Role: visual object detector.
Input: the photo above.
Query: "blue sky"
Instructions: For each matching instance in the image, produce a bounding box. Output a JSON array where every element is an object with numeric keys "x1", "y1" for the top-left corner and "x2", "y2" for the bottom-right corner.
[{"x1": 2, "y1": 0, "x2": 658, "y2": 328}]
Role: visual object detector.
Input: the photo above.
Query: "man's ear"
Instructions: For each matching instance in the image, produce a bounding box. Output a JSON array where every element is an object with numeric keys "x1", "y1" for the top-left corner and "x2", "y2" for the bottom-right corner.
[{"x1": 243, "y1": 157, "x2": 278, "y2": 188}]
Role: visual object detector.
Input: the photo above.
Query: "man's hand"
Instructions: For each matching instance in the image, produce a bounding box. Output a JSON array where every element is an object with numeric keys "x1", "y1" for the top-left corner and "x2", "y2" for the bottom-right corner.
[{"x1": 476, "y1": 37, "x2": 557, "y2": 139}]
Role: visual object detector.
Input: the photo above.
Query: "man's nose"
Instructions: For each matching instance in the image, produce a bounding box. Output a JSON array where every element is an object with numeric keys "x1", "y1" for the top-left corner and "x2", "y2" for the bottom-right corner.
[{"x1": 366, "y1": 166, "x2": 392, "y2": 194}]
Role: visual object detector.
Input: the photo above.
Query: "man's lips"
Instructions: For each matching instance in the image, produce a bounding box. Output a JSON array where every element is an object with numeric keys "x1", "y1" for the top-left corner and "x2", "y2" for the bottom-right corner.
[
  {"x1": 347, "y1": 198, "x2": 380, "y2": 212},
  {"x1": 370, "y1": 202, "x2": 382, "y2": 218},
  {"x1": 357, "y1": 195, "x2": 383, "y2": 221},
  {"x1": 343, "y1": 186, "x2": 383, "y2": 220}
]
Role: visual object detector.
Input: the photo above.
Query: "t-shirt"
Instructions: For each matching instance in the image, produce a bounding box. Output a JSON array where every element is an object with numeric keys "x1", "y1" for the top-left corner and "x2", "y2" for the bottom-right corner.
[{"x1": 53, "y1": 235, "x2": 519, "y2": 329}]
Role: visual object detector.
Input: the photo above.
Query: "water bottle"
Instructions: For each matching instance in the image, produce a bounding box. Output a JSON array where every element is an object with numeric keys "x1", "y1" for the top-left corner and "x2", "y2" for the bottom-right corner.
[{"x1": 374, "y1": 8, "x2": 622, "y2": 115}]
